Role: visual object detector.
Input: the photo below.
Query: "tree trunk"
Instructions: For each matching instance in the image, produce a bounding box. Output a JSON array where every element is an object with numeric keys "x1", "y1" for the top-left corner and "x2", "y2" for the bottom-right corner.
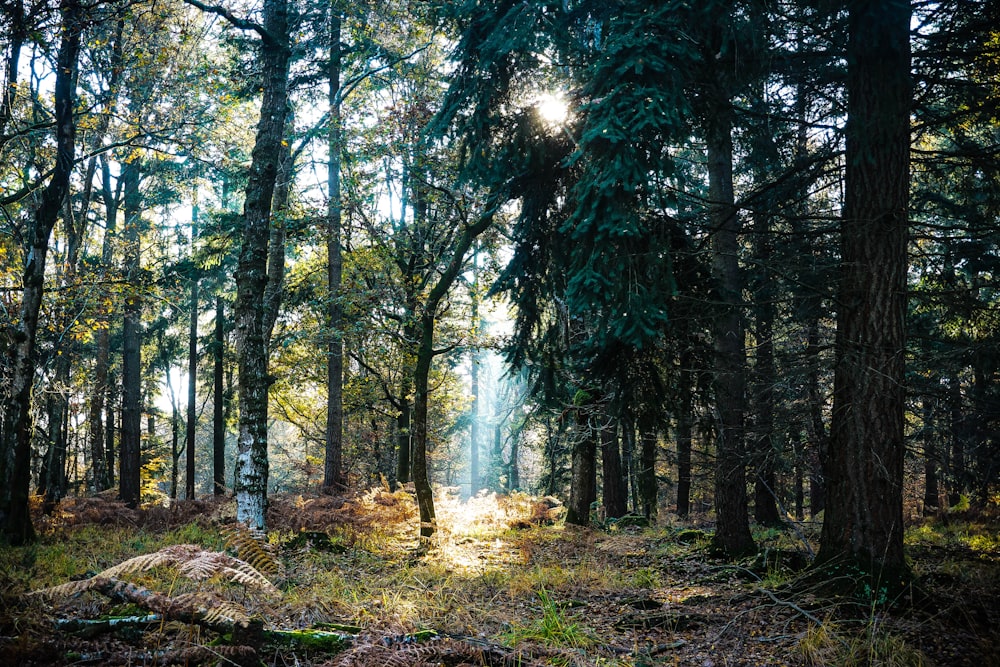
[
  {"x1": 805, "y1": 318, "x2": 826, "y2": 516},
  {"x1": 565, "y1": 406, "x2": 597, "y2": 526},
  {"x1": 186, "y1": 277, "x2": 198, "y2": 499},
  {"x1": 751, "y1": 211, "x2": 782, "y2": 527},
  {"x1": 323, "y1": 9, "x2": 345, "y2": 492},
  {"x1": 600, "y1": 412, "x2": 627, "y2": 520},
  {"x1": 818, "y1": 0, "x2": 911, "y2": 578},
  {"x1": 922, "y1": 397, "x2": 939, "y2": 515},
  {"x1": 410, "y1": 209, "x2": 494, "y2": 538},
  {"x1": 411, "y1": 312, "x2": 438, "y2": 538},
  {"x1": 232, "y1": 0, "x2": 291, "y2": 530},
  {"x1": 1, "y1": 0, "x2": 81, "y2": 545},
  {"x1": 119, "y1": 158, "x2": 143, "y2": 509},
  {"x1": 166, "y1": 371, "x2": 180, "y2": 500},
  {"x1": 707, "y1": 99, "x2": 755, "y2": 558},
  {"x1": 469, "y1": 352, "x2": 480, "y2": 497},
  {"x1": 637, "y1": 414, "x2": 658, "y2": 520},
  {"x1": 88, "y1": 160, "x2": 118, "y2": 493},
  {"x1": 213, "y1": 296, "x2": 226, "y2": 495},
  {"x1": 105, "y1": 375, "x2": 116, "y2": 488},
  {"x1": 676, "y1": 358, "x2": 694, "y2": 518}
]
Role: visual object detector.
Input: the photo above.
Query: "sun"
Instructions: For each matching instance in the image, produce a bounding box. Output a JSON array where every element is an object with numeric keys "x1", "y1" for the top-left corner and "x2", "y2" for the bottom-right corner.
[{"x1": 535, "y1": 92, "x2": 569, "y2": 125}]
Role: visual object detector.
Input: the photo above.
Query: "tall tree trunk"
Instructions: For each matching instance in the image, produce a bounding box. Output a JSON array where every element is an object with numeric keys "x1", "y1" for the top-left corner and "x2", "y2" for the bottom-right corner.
[
  {"x1": 637, "y1": 414, "x2": 658, "y2": 520},
  {"x1": 119, "y1": 158, "x2": 143, "y2": 509},
  {"x1": 707, "y1": 99, "x2": 755, "y2": 558},
  {"x1": 186, "y1": 277, "x2": 198, "y2": 499},
  {"x1": 805, "y1": 318, "x2": 826, "y2": 516},
  {"x1": 818, "y1": 0, "x2": 911, "y2": 578},
  {"x1": 752, "y1": 211, "x2": 781, "y2": 526},
  {"x1": 323, "y1": 9, "x2": 345, "y2": 492},
  {"x1": 232, "y1": 0, "x2": 291, "y2": 530},
  {"x1": 676, "y1": 356, "x2": 694, "y2": 518},
  {"x1": 411, "y1": 211, "x2": 494, "y2": 538},
  {"x1": 600, "y1": 411, "x2": 626, "y2": 520},
  {"x1": 166, "y1": 370, "x2": 180, "y2": 500},
  {"x1": 105, "y1": 375, "x2": 116, "y2": 487},
  {"x1": 1, "y1": 0, "x2": 81, "y2": 545},
  {"x1": 469, "y1": 353, "x2": 480, "y2": 496},
  {"x1": 565, "y1": 404, "x2": 597, "y2": 526},
  {"x1": 922, "y1": 397, "x2": 939, "y2": 515},
  {"x1": 411, "y1": 312, "x2": 439, "y2": 537},
  {"x1": 791, "y1": 428, "x2": 805, "y2": 521},
  {"x1": 213, "y1": 296, "x2": 226, "y2": 495}
]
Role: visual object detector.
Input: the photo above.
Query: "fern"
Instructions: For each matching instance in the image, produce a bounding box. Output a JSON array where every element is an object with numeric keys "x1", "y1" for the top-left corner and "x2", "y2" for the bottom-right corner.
[
  {"x1": 222, "y1": 522, "x2": 281, "y2": 576},
  {"x1": 31, "y1": 543, "x2": 280, "y2": 597}
]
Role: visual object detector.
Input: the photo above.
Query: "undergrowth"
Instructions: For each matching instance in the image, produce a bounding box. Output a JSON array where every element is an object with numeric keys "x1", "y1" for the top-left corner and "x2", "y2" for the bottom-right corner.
[{"x1": 0, "y1": 491, "x2": 997, "y2": 666}]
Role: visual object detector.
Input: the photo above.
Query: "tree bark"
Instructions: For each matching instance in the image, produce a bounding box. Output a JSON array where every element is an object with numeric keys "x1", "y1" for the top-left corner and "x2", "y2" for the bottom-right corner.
[
  {"x1": 637, "y1": 414, "x2": 658, "y2": 520},
  {"x1": 565, "y1": 404, "x2": 597, "y2": 526},
  {"x1": 922, "y1": 397, "x2": 939, "y2": 515},
  {"x1": 323, "y1": 9, "x2": 345, "y2": 493},
  {"x1": 676, "y1": 356, "x2": 694, "y2": 518},
  {"x1": 232, "y1": 0, "x2": 291, "y2": 530},
  {"x1": 818, "y1": 0, "x2": 911, "y2": 578},
  {"x1": 119, "y1": 157, "x2": 143, "y2": 509},
  {"x1": 707, "y1": 99, "x2": 755, "y2": 558},
  {"x1": 751, "y1": 211, "x2": 781, "y2": 527},
  {"x1": 411, "y1": 210, "x2": 494, "y2": 538},
  {"x1": 186, "y1": 276, "x2": 198, "y2": 500},
  {"x1": 600, "y1": 412, "x2": 627, "y2": 520},
  {"x1": 213, "y1": 295, "x2": 226, "y2": 495},
  {"x1": 1, "y1": 0, "x2": 81, "y2": 545}
]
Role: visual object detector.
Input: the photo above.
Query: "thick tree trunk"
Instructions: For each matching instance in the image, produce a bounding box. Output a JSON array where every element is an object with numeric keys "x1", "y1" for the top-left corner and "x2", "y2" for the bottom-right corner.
[
  {"x1": 1, "y1": 0, "x2": 81, "y2": 545},
  {"x1": 600, "y1": 413, "x2": 627, "y2": 520},
  {"x1": 411, "y1": 312, "x2": 438, "y2": 538},
  {"x1": 818, "y1": 0, "x2": 911, "y2": 578},
  {"x1": 707, "y1": 101, "x2": 755, "y2": 558},
  {"x1": 119, "y1": 158, "x2": 143, "y2": 509},
  {"x1": 213, "y1": 296, "x2": 226, "y2": 495},
  {"x1": 232, "y1": 0, "x2": 290, "y2": 530},
  {"x1": 637, "y1": 415, "x2": 658, "y2": 520},
  {"x1": 565, "y1": 406, "x2": 597, "y2": 526},
  {"x1": 323, "y1": 9, "x2": 345, "y2": 492}
]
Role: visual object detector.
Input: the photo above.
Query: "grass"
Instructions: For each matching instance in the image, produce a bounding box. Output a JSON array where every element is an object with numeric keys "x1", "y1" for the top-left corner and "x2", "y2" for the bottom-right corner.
[
  {"x1": 798, "y1": 619, "x2": 933, "y2": 667},
  {"x1": 503, "y1": 587, "x2": 596, "y2": 649},
  {"x1": 1, "y1": 491, "x2": 997, "y2": 666}
]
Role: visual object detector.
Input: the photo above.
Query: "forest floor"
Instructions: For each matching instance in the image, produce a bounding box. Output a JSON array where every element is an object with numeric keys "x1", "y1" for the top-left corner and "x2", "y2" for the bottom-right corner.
[{"x1": 1, "y1": 487, "x2": 998, "y2": 666}]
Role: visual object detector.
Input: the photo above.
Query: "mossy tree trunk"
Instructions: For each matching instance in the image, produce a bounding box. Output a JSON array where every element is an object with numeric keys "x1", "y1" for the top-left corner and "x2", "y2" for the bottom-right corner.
[{"x1": 232, "y1": 0, "x2": 291, "y2": 530}]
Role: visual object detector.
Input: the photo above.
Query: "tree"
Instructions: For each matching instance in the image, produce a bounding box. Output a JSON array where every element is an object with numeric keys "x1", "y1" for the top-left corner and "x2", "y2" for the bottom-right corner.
[
  {"x1": 817, "y1": 0, "x2": 911, "y2": 580},
  {"x1": 323, "y1": 5, "x2": 345, "y2": 492},
  {"x1": 1, "y1": 0, "x2": 82, "y2": 544},
  {"x1": 228, "y1": 0, "x2": 292, "y2": 529},
  {"x1": 119, "y1": 157, "x2": 143, "y2": 508}
]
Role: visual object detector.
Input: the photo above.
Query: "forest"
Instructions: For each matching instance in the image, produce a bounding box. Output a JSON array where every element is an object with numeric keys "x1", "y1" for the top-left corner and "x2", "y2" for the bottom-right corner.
[{"x1": 0, "y1": 0, "x2": 998, "y2": 665}]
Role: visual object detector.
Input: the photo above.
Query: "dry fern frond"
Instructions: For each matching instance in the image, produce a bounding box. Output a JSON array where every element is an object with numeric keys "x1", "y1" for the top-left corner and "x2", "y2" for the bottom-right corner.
[
  {"x1": 323, "y1": 636, "x2": 547, "y2": 667},
  {"x1": 29, "y1": 578, "x2": 98, "y2": 598},
  {"x1": 31, "y1": 544, "x2": 280, "y2": 599},
  {"x1": 222, "y1": 523, "x2": 281, "y2": 576},
  {"x1": 98, "y1": 544, "x2": 200, "y2": 580}
]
